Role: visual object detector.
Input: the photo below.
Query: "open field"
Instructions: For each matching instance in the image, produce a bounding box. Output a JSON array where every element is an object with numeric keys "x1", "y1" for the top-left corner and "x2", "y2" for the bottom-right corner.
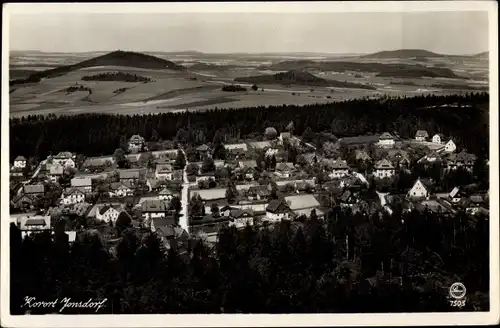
[{"x1": 9, "y1": 50, "x2": 489, "y2": 118}]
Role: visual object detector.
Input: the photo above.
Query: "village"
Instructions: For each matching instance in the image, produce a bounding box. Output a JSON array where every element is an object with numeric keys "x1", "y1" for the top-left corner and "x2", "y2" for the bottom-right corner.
[{"x1": 9, "y1": 124, "x2": 489, "y2": 256}]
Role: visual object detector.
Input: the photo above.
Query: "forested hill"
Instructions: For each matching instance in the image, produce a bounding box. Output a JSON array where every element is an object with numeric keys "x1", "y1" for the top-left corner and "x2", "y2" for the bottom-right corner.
[
  {"x1": 11, "y1": 51, "x2": 186, "y2": 85},
  {"x1": 234, "y1": 70, "x2": 376, "y2": 90},
  {"x1": 9, "y1": 93, "x2": 489, "y2": 162},
  {"x1": 363, "y1": 49, "x2": 445, "y2": 58}
]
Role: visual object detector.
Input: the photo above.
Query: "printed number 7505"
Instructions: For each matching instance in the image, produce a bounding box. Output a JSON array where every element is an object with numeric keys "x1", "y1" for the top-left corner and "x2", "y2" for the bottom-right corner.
[{"x1": 450, "y1": 300, "x2": 466, "y2": 307}]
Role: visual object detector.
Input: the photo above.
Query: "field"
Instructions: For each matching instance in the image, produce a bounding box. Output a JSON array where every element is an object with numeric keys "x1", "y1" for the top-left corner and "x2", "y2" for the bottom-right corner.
[{"x1": 9, "y1": 50, "x2": 489, "y2": 118}]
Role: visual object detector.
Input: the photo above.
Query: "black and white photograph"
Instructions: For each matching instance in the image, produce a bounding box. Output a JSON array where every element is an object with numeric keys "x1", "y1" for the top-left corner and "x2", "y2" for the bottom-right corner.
[{"x1": 1, "y1": 2, "x2": 499, "y2": 327}]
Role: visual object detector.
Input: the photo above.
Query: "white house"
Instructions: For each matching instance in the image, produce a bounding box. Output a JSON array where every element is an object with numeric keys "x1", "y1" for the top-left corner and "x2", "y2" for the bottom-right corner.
[
  {"x1": 155, "y1": 163, "x2": 174, "y2": 181},
  {"x1": 109, "y1": 182, "x2": 134, "y2": 197},
  {"x1": 128, "y1": 134, "x2": 145, "y2": 152},
  {"x1": 97, "y1": 205, "x2": 128, "y2": 224},
  {"x1": 377, "y1": 132, "x2": 395, "y2": 147},
  {"x1": 70, "y1": 177, "x2": 93, "y2": 193},
  {"x1": 448, "y1": 187, "x2": 465, "y2": 204},
  {"x1": 13, "y1": 156, "x2": 27, "y2": 169},
  {"x1": 407, "y1": 179, "x2": 433, "y2": 199},
  {"x1": 443, "y1": 139, "x2": 457, "y2": 153},
  {"x1": 264, "y1": 200, "x2": 291, "y2": 223},
  {"x1": 228, "y1": 209, "x2": 254, "y2": 229},
  {"x1": 52, "y1": 152, "x2": 75, "y2": 168},
  {"x1": 446, "y1": 151, "x2": 477, "y2": 172},
  {"x1": 275, "y1": 162, "x2": 296, "y2": 178},
  {"x1": 278, "y1": 132, "x2": 292, "y2": 145},
  {"x1": 15, "y1": 215, "x2": 51, "y2": 238},
  {"x1": 432, "y1": 133, "x2": 446, "y2": 144},
  {"x1": 48, "y1": 164, "x2": 64, "y2": 183},
  {"x1": 327, "y1": 159, "x2": 350, "y2": 179},
  {"x1": 373, "y1": 159, "x2": 395, "y2": 179},
  {"x1": 415, "y1": 130, "x2": 429, "y2": 142},
  {"x1": 196, "y1": 173, "x2": 216, "y2": 184},
  {"x1": 60, "y1": 187, "x2": 86, "y2": 205},
  {"x1": 142, "y1": 199, "x2": 169, "y2": 221},
  {"x1": 158, "y1": 187, "x2": 175, "y2": 202}
]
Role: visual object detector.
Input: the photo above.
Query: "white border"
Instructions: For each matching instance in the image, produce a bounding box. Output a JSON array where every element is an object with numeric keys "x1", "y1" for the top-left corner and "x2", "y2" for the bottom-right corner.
[{"x1": 1, "y1": 2, "x2": 499, "y2": 327}]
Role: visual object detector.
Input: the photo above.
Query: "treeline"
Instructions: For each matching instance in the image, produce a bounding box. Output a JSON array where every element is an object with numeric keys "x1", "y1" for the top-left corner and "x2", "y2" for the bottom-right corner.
[
  {"x1": 82, "y1": 72, "x2": 152, "y2": 83},
  {"x1": 221, "y1": 84, "x2": 247, "y2": 92},
  {"x1": 9, "y1": 93, "x2": 489, "y2": 163},
  {"x1": 66, "y1": 84, "x2": 92, "y2": 94},
  {"x1": 10, "y1": 207, "x2": 489, "y2": 314}
]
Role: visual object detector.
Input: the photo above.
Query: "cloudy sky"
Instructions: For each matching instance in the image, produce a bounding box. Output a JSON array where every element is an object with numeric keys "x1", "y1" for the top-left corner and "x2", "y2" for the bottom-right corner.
[{"x1": 9, "y1": 11, "x2": 489, "y2": 55}]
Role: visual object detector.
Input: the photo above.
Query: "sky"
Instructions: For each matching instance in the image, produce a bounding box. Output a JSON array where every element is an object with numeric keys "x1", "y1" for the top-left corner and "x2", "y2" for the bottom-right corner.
[{"x1": 8, "y1": 11, "x2": 489, "y2": 55}]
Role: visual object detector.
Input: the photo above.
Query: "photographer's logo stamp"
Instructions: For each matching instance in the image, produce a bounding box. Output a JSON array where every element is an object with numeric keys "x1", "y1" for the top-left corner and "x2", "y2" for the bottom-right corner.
[{"x1": 448, "y1": 282, "x2": 467, "y2": 307}]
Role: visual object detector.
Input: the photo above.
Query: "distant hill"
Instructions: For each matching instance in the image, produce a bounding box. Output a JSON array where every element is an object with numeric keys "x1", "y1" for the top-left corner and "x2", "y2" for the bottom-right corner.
[
  {"x1": 234, "y1": 69, "x2": 376, "y2": 90},
  {"x1": 11, "y1": 50, "x2": 186, "y2": 85},
  {"x1": 472, "y1": 51, "x2": 489, "y2": 59},
  {"x1": 363, "y1": 49, "x2": 445, "y2": 58},
  {"x1": 189, "y1": 62, "x2": 229, "y2": 71},
  {"x1": 263, "y1": 60, "x2": 460, "y2": 79}
]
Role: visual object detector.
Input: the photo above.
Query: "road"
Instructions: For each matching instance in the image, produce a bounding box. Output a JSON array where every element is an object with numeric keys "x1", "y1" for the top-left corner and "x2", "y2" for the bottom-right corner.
[
  {"x1": 179, "y1": 148, "x2": 190, "y2": 233},
  {"x1": 291, "y1": 136, "x2": 316, "y2": 151}
]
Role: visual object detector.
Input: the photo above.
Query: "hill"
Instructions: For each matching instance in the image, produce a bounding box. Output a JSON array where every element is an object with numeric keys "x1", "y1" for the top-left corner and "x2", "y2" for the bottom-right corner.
[
  {"x1": 10, "y1": 50, "x2": 186, "y2": 85},
  {"x1": 234, "y1": 69, "x2": 376, "y2": 90},
  {"x1": 263, "y1": 60, "x2": 460, "y2": 79},
  {"x1": 363, "y1": 49, "x2": 445, "y2": 58},
  {"x1": 472, "y1": 51, "x2": 489, "y2": 59},
  {"x1": 189, "y1": 62, "x2": 229, "y2": 71}
]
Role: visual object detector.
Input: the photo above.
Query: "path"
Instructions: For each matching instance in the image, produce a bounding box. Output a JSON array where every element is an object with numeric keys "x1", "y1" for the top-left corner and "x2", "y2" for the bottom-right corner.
[{"x1": 179, "y1": 148, "x2": 190, "y2": 233}]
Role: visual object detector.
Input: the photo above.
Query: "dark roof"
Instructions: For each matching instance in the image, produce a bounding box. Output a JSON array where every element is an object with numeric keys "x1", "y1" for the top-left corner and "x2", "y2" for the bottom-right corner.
[
  {"x1": 25, "y1": 218, "x2": 47, "y2": 226},
  {"x1": 110, "y1": 181, "x2": 132, "y2": 190},
  {"x1": 54, "y1": 151, "x2": 73, "y2": 159},
  {"x1": 119, "y1": 170, "x2": 141, "y2": 180},
  {"x1": 142, "y1": 199, "x2": 169, "y2": 212},
  {"x1": 230, "y1": 209, "x2": 254, "y2": 219},
  {"x1": 374, "y1": 158, "x2": 394, "y2": 169},
  {"x1": 339, "y1": 135, "x2": 380, "y2": 145},
  {"x1": 11, "y1": 194, "x2": 34, "y2": 204},
  {"x1": 152, "y1": 216, "x2": 176, "y2": 228},
  {"x1": 196, "y1": 144, "x2": 210, "y2": 152},
  {"x1": 14, "y1": 156, "x2": 26, "y2": 161},
  {"x1": 354, "y1": 150, "x2": 371, "y2": 161},
  {"x1": 415, "y1": 130, "x2": 429, "y2": 138},
  {"x1": 266, "y1": 200, "x2": 290, "y2": 213},
  {"x1": 340, "y1": 190, "x2": 353, "y2": 202},
  {"x1": 470, "y1": 195, "x2": 484, "y2": 204},
  {"x1": 248, "y1": 185, "x2": 271, "y2": 196},
  {"x1": 156, "y1": 163, "x2": 173, "y2": 174},
  {"x1": 275, "y1": 162, "x2": 295, "y2": 172},
  {"x1": 99, "y1": 204, "x2": 123, "y2": 215},
  {"x1": 157, "y1": 226, "x2": 175, "y2": 238},
  {"x1": 63, "y1": 187, "x2": 86, "y2": 196}
]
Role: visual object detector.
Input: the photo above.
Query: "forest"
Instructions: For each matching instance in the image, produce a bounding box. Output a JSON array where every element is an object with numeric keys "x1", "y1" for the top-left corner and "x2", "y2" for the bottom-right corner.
[
  {"x1": 10, "y1": 205, "x2": 489, "y2": 314},
  {"x1": 221, "y1": 84, "x2": 248, "y2": 92},
  {"x1": 81, "y1": 72, "x2": 152, "y2": 83},
  {"x1": 9, "y1": 93, "x2": 489, "y2": 163}
]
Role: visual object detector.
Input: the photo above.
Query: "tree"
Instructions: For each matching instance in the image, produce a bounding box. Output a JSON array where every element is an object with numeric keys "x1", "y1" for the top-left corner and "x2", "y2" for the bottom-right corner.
[
  {"x1": 251, "y1": 84, "x2": 258, "y2": 91},
  {"x1": 264, "y1": 127, "x2": 278, "y2": 140},
  {"x1": 212, "y1": 142, "x2": 227, "y2": 160},
  {"x1": 201, "y1": 156, "x2": 215, "y2": 174},
  {"x1": 189, "y1": 194, "x2": 205, "y2": 217},
  {"x1": 185, "y1": 163, "x2": 199, "y2": 176},
  {"x1": 210, "y1": 203, "x2": 220, "y2": 217},
  {"x1": 175, "y1": 128, "x2": 189, "y2": 143},
  {"x1": 302, "y1": 127, "x2": 315, "y2": 143},
  {"x1": 113, "y1": 148, "x2": 129, "y2": 169},
  {"x1": 286, "y1": 121, "x2": 294, "y2": 133},
  {"x1": 115, "y1": 212, "x2": 132, "y2": 236},
  {"x1": 173, "y1": 150, "x2": 186, "y2": 170},
  {"x1": 225, "y1": 183, "x2": 238, "y2": 204},
  {"x1": 169, "y1": 196, "x2": 182, "y2": 214}
]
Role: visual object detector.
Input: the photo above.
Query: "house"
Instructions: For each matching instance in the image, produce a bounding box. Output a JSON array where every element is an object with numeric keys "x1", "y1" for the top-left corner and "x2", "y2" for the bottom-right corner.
[
  {"x1": 11, "y1": 194, "x2": 36, "y2": 209},
  {"x1": 109, "y1": 181, "x2": 134, "y2": 197},
  {"x1": 16, "y1": 215, "x2": 51, "y2": 238},
  {"x1": 459, "y1": 195, "x2": 487, "y2": 215},
  {"x1": 415, "y1": 130, "x2": 429, "y2": 141},
  {"x1": 10, "y1": 167, "x2": 24, "y2": 178},
  {"x1": 146, "y1": 178, "x2": 162, "y2": 192},
  {"x1": 275, "y1": 162, "x2": 296, "y2": 178},
  {"x1": 158, "y1": 187, "x2": 175, "y2": 201},
  {"x1": 52, "y1": 152, "x2": 75, "y2": 168},
  {"x1": 128, "y1": 134, "x2": 145, "y2": 152},
  {"x1": 339, "y1": 190, "x2": 358, "y2": 207},
  {"x1": 377, "y1": 132, "x2": 395, "y2": 147},
  {"x1": 265, "y1": 148, "x2": 279, "y2": 158},
  {"x1": 97, "y1": 204, "x2": 129, "y2": 223},
  {"x1": 60, "y1": 187, "x2": 86, "y2": 205},
  {"x1": 119, "y1": 169, "x2": 143, "y2": 185},
  {"x1": 70, "y1": 177, "x2": 92, "y2": 193},
  {"x1": 264, "y1": 199, "x2": 292, "y2": 223},
  {"x1": 228, "y1": 209, "x2": 254, "y2": 229},
  {"x1": 443, "y1": 139, "x2": 457, "y2": 153},
  {"x1": 23, "y1": 184, "x2": 45, "y2": 197},
  {"x1": 247, "y1": 185, "x2": 272, "y2": 201},
  {"x1": 373, "y1": 159, "x2": 395, "y2": 179},
  {"x1": 196, "y1": 173, "x2": 216, "y2": 184},
  {"x1": 446, "y1": 151, "x2": 477, "y2": 171},
  {"x1": 387, "y1": 149, "x2": 411, "y2": 168},
  {"x1": 448, "y1": 187, "x2": 466, "y2": 204},
  {"x1": 354, "y1": 150, "x2": 371, "y2": 162},
  {"x1": 13, "y1": 156, "x2": 27, "y2": 168},
  {"x1": 278, "y1": 132, "x2": 292, "y2": 144},
  {"x1": 432, "y1": 133, "x2": 446, "y2": 144},
  {"x1": 418, "y1": 151, "x2": 442, "y2": 164},
  {"x1": 48, "y1": 164, "x2": 64, "y2": 183},
  {"x1": 326, "y1": 158, "x2": 350, "y2": 179},
  {"x1": 196, "y1": 144, "x2": 211, "y2": 156},
  {"x1": 155, "y1": 163, "x2": 174, "y2": 181},
  {"x1": 142, "y1": 199, "x2": 169, "y2": 221},
  {"x1": 83, "y1": 156, "x2": 115, "y2": 168},
  {"x1": 407, "y1": 178, "x2": 433, "y2": 200},
  {"x1": 151, "y1": 216, "x2": 176, "y2": 233},
  {"x1": 238, "y1": 160, "x2": 258, "y2": 170}
]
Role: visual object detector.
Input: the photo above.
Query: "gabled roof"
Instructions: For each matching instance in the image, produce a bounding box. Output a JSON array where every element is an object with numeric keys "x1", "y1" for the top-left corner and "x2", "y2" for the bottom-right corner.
[
  {"x1": 415, "y1": 130, "x2": 429, "y2": 138},
  {"x1": 266, "y1": 199, "x2": 290, "y2": 213},
  {"x1": 153, "y1": 216, "x2": 176, "y2": 228},
  {"x1": 230, "y1": 209, "x2": 254, "y2": 219},
  {"x1": 275, "y1": 162, "x2": 295, "y2": 172},
  {"x1": 71, "y1": 177, "x2": 92, "y2": 187},
  {"x1": 23, "y1": 184, "x2": 45, "y2": 194},
  {"x1": 449, "y1": 187, "x2": 461, "y2": 198},
  {"x1": 196, "y1": 144, "x2": 210, "y2": 152},
  {"x1": 11, "y1": 194, "x2": 34, "y2": 204},
  {"x1": 156, "y1": 163, "x2": 173, "y2": 174},
  {"x1": 379, "y1": 132, "x2": 394, "y2": 140},
  {"x1": 129, "y1": 134, "x2": 144, "y2": 142},
  {"x1": 63, "y1": 187, "x2": 86, "y2": 196},
  {"x1": 110, "y1": 181, "x2": 132, "y2": 190},
  {"x1": 248, "y1": 185, "x2": 271, "y2": 196},
  {"x1": 142, "y1": 199, "x2": 169, "y2": 212},
  {"x1": 239, "y1": 160, "x2": 258, "y2": 169},
  {"x1": 159, "y1": 187, "x2": 174, "y2": 195},
  {"x1": 54, "y1": 151, "x2": 73, "y2": 159},
  {"x1": 328, "y1": 158, "x2": 349, "y2": 170},
  {"x1": 49, "y1": 164, "x2": 64, "y2": 175},
  {"x1": 25, "y1": 218, "x2": 48, "y2": 226},
  {"x1": 14, "y1": 156, "x2": 26, "y2": 161},
  {"x1": 374, "y1": 158, "x2": 394, "y2": 170},
  {"x1": 354, "y1": 150, "x2": 371, "y2": 161},
  {"x1": 433, "y1": 133, "x2": 446, "y2": 139},
  {"x1": 119, "y1": 169, "x2": 142, "y2": 180},
  {"x1": 99, "y1": 204, "x2": 123, "y2": 215},
  {"x1": 157, "y1": 226, "x2": 176, "y2": 238},
  {"x1": 147, "y1": 178, "x2": 160, "y2": 189}
]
